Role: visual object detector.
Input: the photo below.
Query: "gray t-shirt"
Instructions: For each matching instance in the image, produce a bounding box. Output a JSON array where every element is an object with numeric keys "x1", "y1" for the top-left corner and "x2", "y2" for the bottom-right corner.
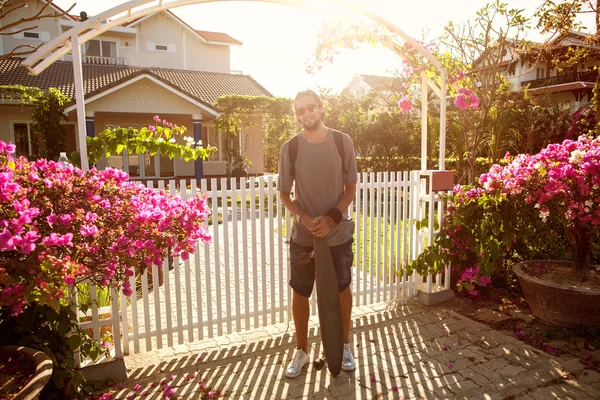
[{"x1": 277, "y1": 129, "x2": 358, "y2": 246}]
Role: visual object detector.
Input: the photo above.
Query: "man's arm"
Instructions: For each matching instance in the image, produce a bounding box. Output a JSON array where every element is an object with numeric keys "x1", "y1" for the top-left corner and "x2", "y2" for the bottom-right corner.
[
  {"x1": 334, "y1": 181, "x2": 356, "y2": 214},
  {"x1": 311, "y1": 181, "x2": 357, "y2": 237},
  {"x1": 279, "y1": 191, "x2": 314, "y2": 230}
]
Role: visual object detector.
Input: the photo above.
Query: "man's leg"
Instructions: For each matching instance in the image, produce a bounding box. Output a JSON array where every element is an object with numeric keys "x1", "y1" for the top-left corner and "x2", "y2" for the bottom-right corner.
[
  {"x1": 292, "y1": 290, "x2": 310, "y2": 353},
  {"x1": 286, "y1": 241, "x2": 314, "y2": 378},
  {"x1": 339, "y1": 287, "x2": 352, "y2": 344}
]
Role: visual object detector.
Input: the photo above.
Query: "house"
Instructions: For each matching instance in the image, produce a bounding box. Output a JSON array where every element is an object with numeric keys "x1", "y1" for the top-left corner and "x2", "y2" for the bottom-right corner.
[
  {"x1": 345, "y1": 73, "x2": 405, "y2": 98},
  {"x1": 473, "y1": 32, "x2": 597, "y2": 113},
  {"x1": 0, "y1": 0, "x2": 272, "y2": 181}
]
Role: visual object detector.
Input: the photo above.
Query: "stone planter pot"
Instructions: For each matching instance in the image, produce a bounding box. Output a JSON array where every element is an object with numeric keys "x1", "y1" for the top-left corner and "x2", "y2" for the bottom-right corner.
[
  {"x1": 0, "y1": 346, "x2": 53, "y2": 400},
  {"x1": 513, "y1": 260, "x2": 600, "y2": 327}
]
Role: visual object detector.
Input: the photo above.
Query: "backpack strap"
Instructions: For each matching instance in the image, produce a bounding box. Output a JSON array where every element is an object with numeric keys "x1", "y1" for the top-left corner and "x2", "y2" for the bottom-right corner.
[
  {"x1": 332, "y1": 129, "x2": 347, "y2": 176},
  {"x1": 288, "y1": 130, "x2": 346, "y2": 178},
  {"x1": 289, "y1": 134, "x2": 299, "y2": 178}
]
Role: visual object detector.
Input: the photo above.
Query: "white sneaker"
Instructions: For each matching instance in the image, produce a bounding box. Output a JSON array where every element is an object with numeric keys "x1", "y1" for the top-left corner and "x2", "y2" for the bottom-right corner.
[
  {"x1": 285, "y1": 349, "x2": 310, "y2": 378},
  {"x1": 342, "y1": 343, "x2": 356, "y2": 371}
]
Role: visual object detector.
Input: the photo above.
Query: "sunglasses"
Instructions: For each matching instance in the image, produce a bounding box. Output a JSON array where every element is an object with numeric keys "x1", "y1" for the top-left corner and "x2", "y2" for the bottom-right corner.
[{"x1": 295, "y1": 103, "x2": 320, "y2": 116}]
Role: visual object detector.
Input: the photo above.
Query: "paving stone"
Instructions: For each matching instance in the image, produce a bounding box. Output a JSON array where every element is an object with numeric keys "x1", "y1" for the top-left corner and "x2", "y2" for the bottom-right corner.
[
  {"x1": 473, "y1": 308, "x2": 512, "y2": 323},
  {"x1": 508, "y1": 308, "x2": 535, "y2": 324}
]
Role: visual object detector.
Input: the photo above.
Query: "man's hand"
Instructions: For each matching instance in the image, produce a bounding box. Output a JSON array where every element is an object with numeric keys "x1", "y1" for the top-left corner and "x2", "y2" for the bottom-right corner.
[
  {"x1": 310, "y1": 215, "x2": 335, "y2": 237},
  {"x1": 299, "y1": 213, "x2": 315, "y2": 231}
]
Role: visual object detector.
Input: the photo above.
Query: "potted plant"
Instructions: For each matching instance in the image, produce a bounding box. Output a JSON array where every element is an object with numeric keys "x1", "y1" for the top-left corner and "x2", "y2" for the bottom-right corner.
[
  {"x1": 0, "y1": 345, "x2": 53, "y2": 400},
  {"x1": 408, "y1": 135, "x2": 600, "y2": 327},
  {"x1": 0, "y1": 139, "x2": 212, "y2": 396},
  {"x1": 479, "y1": 135, "x2": 600, "y2": 327}
]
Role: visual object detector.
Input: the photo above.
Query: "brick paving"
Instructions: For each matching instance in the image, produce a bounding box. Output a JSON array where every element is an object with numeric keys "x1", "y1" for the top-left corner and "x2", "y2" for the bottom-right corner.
[{"x1": 102, "y1": 301, "x2": 600, "y2": 399}]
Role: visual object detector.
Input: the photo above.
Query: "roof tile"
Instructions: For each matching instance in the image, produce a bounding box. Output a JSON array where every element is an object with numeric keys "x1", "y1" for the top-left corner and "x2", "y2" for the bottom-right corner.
[{"x1": 0, "y1": 58, "x2": 271, "y2": 108}]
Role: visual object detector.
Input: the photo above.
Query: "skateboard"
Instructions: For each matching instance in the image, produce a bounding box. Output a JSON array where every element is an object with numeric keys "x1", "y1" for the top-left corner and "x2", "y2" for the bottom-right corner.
[{"x1": 313, "y1": 236, "x2": 344, "y2": 377}]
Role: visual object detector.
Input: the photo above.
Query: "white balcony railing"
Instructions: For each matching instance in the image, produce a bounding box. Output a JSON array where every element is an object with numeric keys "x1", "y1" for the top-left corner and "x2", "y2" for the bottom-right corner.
[{"x1": 83, "y1": 55, "x2": 127, "y2": 66}]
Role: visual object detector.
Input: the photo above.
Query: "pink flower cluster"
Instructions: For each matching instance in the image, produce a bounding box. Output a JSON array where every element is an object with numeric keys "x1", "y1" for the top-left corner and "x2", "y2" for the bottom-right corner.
[
  {"x1": 397, "y1": 95, "x2": 413, "y2": 113},
  {"x1": 478, "y1": 135, "x2": 600, "y2": 229},
  {"x1": 453, "y1": 88, "x2": 480, "y2": 110},
  {"x1": 456, "y1": 266, "x2": 492, "y2": 296},
  {"x1": 0, "y1": 141, "x2": 211, "y2": 315}
]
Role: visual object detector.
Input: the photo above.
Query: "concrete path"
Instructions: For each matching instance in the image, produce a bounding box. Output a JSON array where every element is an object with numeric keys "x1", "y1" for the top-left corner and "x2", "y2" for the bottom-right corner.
[{"x1": 99, "y1": 300, "x2": 600, "y2": 399}]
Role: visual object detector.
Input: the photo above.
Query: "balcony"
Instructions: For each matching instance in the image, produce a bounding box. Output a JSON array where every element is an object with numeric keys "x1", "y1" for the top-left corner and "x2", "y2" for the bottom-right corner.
[
  {"x1": 521, "y1": 71, "x2": 597, "y2": 89},
  {"x1": 83, "y1": 55, "x2": 127, "y2": 66}
]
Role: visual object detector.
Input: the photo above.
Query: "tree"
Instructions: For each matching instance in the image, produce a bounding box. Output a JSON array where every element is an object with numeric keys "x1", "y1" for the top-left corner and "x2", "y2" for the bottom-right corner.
[
  {"x1": 534, "y1": 0, "x2": 600, "y2": 136},
  {"x1": 212, "y1": 95, "x2": 295, "y2": 177},
  {"x1": 0, "y1": 0, "x2": 75, "y2": 59},
  {"x1": 306, "y1": 1, "x2": 531, "y2": 183}
]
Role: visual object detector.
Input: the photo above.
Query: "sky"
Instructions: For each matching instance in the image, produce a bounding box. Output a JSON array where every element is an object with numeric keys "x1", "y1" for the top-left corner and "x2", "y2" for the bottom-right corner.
[{"x1": 53, "y1": 0, "x2": 595, "y2": 98}]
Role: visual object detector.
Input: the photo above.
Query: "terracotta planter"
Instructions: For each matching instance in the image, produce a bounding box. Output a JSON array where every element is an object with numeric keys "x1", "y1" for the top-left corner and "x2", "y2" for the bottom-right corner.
[
  {"x1": 0, "y1": 346, "x2": 53, "y2": 400},
  {"x1": 513, "y1": 260, "x2": 600, "y2": 328}
]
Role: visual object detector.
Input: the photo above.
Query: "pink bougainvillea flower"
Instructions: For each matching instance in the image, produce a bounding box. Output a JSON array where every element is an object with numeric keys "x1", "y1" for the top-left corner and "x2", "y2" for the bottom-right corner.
[
  {"x1": 397, "y1": 95, "x2": 413, "y2": 113},
  {"x1": 453, "y1": 88, "x2": 480, "y2": 110},
  {"x1": 370, "y1": 376, "x2": 377, "y2": 383}
]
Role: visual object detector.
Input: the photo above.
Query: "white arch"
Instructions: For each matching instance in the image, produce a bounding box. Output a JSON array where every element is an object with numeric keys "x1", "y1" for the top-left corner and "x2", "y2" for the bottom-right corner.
[{"x1": 23, "y1": 0, "x2": 447, "y2": 171}]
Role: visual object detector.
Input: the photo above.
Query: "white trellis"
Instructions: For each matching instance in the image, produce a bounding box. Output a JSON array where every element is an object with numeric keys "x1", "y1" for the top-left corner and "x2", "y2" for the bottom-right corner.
[{"x1": 21, "y1": 0, "x2": 449, "y2": 172}]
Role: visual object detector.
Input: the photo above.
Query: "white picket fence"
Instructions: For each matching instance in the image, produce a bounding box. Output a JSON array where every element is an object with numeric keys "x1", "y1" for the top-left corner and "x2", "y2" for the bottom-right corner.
[{"x1": 72, "y1": 170, "x2": 451, "y2": 365}]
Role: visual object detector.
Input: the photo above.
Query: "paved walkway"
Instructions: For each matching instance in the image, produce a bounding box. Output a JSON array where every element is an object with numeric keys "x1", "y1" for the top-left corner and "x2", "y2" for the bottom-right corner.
[{"x1": 99, "y1": 300, "x2": 600, "y2": 399}]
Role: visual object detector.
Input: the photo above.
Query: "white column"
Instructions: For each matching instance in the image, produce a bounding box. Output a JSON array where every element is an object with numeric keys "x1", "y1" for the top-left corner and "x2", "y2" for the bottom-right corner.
[
  {"x1": 421, "y1": 73, "x2": 428, "y2": 171},
  {"x1": 182, "y1": 30, "x2": 187, "y2": 70},
  {"x1": 71, "y1": 32, "x2": 89, "y2": 171},
  {"x1": 439, "y1": 69, "x2": 447, "y2": 171}
]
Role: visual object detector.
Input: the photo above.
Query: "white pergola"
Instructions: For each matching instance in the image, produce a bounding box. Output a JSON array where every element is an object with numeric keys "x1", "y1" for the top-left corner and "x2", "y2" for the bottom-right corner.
[{"x1": 22, "y1": 0, "x2": 448, "y2": 171}]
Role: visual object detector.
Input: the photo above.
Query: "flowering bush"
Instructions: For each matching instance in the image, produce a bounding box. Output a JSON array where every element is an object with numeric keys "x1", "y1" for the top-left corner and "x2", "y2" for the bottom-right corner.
[
  {"x1": 0, "y1": 140, "x2": 211, "y2": 316},
  {"x1": 407, "y1": 135, "x2": 600, "y2": 294},
  {"x1": 480, "y1": 135, "x2": 600, "y2": 281}
]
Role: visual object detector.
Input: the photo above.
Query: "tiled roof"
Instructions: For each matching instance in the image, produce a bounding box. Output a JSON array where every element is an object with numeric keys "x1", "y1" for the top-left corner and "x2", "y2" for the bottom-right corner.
[
  {"x1": 359, "y1": 74, "x2": 404, "y2": 90},
  {"x1": 195, "y1": 30, "x2": 242, "y2": 45},
  {"x1": 0, "y1": 58, "x2": 272, "y2": 109}
]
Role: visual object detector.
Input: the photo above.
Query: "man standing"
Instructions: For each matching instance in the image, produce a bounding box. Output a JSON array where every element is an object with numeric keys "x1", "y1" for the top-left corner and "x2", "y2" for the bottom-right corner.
[{"x1": 278, "y1": 90, "x2": 358, "y2": 378}]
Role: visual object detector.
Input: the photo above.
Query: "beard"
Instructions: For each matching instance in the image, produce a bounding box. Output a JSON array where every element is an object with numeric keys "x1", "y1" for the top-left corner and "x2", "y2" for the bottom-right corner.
[{"x1": 298, "y1": 117, "x2": 321, "y2": 132}]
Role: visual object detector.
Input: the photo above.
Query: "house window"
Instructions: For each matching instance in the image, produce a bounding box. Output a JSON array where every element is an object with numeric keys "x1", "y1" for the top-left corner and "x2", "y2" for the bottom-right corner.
[
  {"x1": 147, "y1": 42, "x2": 176, "y2": 53},
  {"x1": 85, "y1": 39, "x2": 117, "y2": 58},
  {"x1": 536, "y1": 67, "x2": 545, "y2": 80},
  {"x1": 12, "y1": 122, "x2": 39, "y2": 157},
  {"x1": 23, "y1": 31, "x2": 40, "y2": 39}
]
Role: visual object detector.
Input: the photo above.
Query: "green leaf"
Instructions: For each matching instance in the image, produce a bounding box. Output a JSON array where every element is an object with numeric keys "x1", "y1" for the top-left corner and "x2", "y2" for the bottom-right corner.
[
  {"x1": 68, "y1": 334, "x2": 82, "y2": 351},
  {"x1": 58, "y1": 321, "x2": 70, "y2": 335},
  {"x1": 88, "y1": 348, "x2": 99, "y2": 361}
]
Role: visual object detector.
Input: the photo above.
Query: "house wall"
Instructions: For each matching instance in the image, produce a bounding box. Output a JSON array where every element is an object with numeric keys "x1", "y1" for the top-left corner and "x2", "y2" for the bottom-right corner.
[
  {"x1": 131, "y1": 12, "x2": 185, "y2": 69},
  {"x1": 0, "y1": 105, "x2": 76, "y2": 157},
  {"x1": 56, "y1": 11, "x2": 231, "y2": 73},
  {"x1": 85, "y1": 77, "x2": 207, "y2": 115},
  {"x1": 0, "y1": 106, "x2": 34, "y2": 145},
  {"x1": 185, "y1": 37, "x2": 231, "y2": 72},
  {"x1": 1, "y1": 0, "x2": 64, "y2": 57}
]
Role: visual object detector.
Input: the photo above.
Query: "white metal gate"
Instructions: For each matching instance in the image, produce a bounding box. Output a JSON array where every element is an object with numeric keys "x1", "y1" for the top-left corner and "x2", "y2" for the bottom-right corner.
[{"x1": 73, "y1": 170, "x2": 450, "y2": 365}]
